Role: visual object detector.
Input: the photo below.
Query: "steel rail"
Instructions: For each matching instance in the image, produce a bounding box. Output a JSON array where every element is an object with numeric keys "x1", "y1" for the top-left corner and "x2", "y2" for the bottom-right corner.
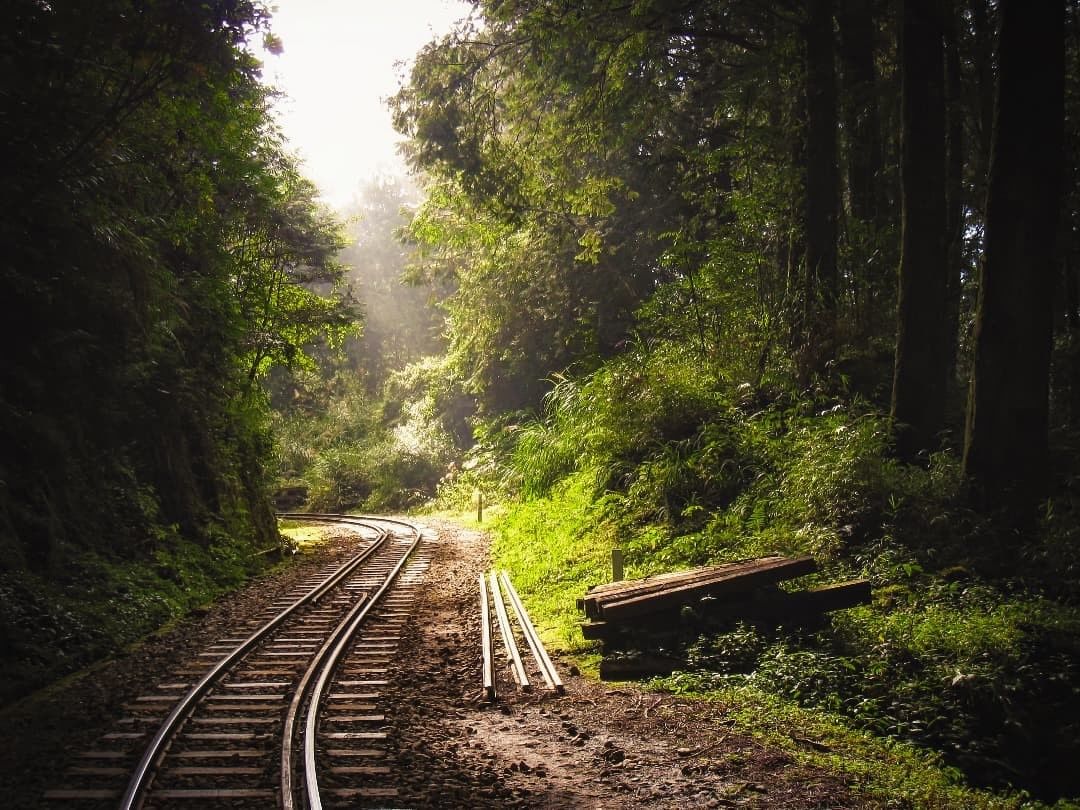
[
  {"x1": 296, "y1": 519, "x2": 423, "y2": 810},
  {"x1": 489, "y1": 570, "x2": 531, "y2": 690},
  {"x1": 500, "y1": 570, "x2": 565, "y2": 694},
  {"x1": 118, "y1": 517, "x2": 390, "y2": 810},
  {"x1": 479, "y1": 573, "x2": 496, "y2": 701}
]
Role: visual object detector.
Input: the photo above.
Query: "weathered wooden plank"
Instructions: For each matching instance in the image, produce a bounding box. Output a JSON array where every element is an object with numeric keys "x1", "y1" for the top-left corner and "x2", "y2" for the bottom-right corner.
[
  {"x1": 597, "y1": 556, "x2": 818, "y2": 620},
  {"x1": 598, "y1": 653, "x2": 682, "y2": 680},
  {"x1": 43, "y1": 789, "x2": 120, "y2": 800},
  {"x1": 580, "y1": 558, "x2": 789, "y2": 615},
  {"x1": 151, "y1": 789, "x2": 275, "y2": 799},
  {"x1": 743, "y1": 578, "x2": 871, "y2": 620},
  {"x1": 580, "y1": 620, "x2": 611, "y2": 640}
]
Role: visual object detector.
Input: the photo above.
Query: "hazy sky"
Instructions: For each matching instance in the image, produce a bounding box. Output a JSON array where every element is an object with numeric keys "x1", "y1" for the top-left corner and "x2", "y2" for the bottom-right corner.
[{"x1": 257, "y1": 0, "x2": 471, "y2": 210}]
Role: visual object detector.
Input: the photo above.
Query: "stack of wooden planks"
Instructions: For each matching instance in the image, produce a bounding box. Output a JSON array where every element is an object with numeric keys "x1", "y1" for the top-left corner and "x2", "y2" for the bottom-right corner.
[{"x1": 579, "y1": 556, "x2": 871, "y2": 677}]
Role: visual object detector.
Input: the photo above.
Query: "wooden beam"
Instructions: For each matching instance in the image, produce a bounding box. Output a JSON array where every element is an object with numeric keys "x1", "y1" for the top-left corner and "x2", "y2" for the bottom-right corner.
[
  {"x1": 597, "y1": 556, "x2": 818, "y2": 620},
  {"x1": 581, "y1": 557, "x2": 791, "y2": 615}
]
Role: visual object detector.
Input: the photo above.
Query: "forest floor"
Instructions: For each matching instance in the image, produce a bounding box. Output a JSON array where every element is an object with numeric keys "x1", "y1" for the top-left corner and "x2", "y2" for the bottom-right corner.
[{"x1": 0, "y1": 518, "x2": 872, "y2": 808}]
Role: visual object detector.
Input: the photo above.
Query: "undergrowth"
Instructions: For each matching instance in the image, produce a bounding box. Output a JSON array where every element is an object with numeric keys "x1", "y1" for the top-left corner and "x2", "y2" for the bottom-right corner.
[
  {"x1": 273, "y1": 368, "x2": 455, "y2": 513},
  {"x1": 482, "y1": 340, "x2": 1080, "y2": 806},
  {"x1": 0, "y1": 531, "x2": 266, "y2": 706}
]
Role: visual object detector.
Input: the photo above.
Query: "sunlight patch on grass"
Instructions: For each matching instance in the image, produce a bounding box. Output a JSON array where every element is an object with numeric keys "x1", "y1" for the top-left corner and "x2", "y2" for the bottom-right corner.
[
  {"x1": 490, "y1": 469, "x2": 614, "y2": 651},
  {"x1": 279, "y1": 524, "x2": 332, "y2": 549}
]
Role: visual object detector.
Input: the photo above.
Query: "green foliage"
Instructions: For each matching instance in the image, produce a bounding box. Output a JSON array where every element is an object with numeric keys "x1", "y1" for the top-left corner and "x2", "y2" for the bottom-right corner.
[
  {"x1": 272, "y1": 369, "x2": 456, "y2": 514},
  {"x1": 336, "y1": 176, "x2": 446, "y2": 391},
  {"x1": 0, "y1": 534, "x2": 260, "y2": 705},
  {"x1": 509, "y1": 343, "x2": 735, "y2": 499},
  {"x1": 0, "y1": 0, "x2": 355, "y2": 697},
  {"x1": 492, "y1": 470, "x2": 615, "y2": 648},
  {"x1": 487, "y1": 337, "x2": 1080, "y2": 802}
]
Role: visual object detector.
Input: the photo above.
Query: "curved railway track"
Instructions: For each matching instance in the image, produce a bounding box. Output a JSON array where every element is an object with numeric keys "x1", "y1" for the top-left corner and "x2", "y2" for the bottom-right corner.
[{"x1": 45, "y1": 513, "x2": 431, "y2": 809}]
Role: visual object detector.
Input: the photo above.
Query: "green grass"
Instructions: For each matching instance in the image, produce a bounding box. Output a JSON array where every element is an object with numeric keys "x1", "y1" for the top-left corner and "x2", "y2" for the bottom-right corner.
[
  {"x1": 487, "y1": 492, "x2": 1064, "y2": 808},
  {"x1": 692, "y1": 685, "x2": 1035, "y2": 809},
  {"x1": 489, "y1": 469, "x2": 615, "y2": 651}
]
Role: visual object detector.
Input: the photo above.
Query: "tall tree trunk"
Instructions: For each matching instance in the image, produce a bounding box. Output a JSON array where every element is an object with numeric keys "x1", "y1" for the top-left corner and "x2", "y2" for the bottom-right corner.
[
  {"x1": 1066, "y1": 255, "x2": 1080, "y2": 426},
  {"x1": 963, "y1": 0, "x2": 1065, "y2": 517},
  {"x1": 891, "y1": 0, "x2": 948, "y2": 461},
  {"x1": 944, "y1": 0, "x2": 965, "y2": 388},
  {"x1": 837, "y1": 0, "x2": 882, "y2": 224},
  {"x1": 837, "y1": 0, "x2": 884, "y2": 339},
  {"x1": 970, "y1": 0, "x2": 996, "y2": 207},
  {"x1": 802, "y1": 0, "x2": 839, "y2": 380}
]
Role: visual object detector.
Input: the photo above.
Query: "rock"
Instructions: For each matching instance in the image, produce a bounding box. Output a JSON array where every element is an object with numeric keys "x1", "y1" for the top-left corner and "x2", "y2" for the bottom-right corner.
[{"x1": 604, "y1": 748, "x2": 625, "y2": 764}]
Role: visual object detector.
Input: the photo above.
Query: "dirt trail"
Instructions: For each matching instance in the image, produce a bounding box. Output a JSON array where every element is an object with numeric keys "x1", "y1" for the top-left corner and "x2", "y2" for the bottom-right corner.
[{"x1": 380, "y1": 518, "x2": 865, "y2": 808}]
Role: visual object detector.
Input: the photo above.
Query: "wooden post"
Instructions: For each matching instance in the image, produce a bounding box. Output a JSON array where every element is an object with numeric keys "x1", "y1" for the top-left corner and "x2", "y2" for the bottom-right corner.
[
  {"x1": 475, "y1": 489, "x2": 484, "y2": 523},
  {"x1": 611, "y1": 548, "x2": 624, "y2": 582}
]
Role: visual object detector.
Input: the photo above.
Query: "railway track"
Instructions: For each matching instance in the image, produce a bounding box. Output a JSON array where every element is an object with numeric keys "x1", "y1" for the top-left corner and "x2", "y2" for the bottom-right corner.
[{"x1": 43, "y1": 513, "x2": 431, "y2": 809}]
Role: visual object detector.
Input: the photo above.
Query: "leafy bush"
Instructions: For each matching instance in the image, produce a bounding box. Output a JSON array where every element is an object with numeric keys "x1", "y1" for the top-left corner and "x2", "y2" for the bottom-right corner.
[
  {"x1": 492, "y1": 340, "x2": 1080, "y2": 802},
  {"x1": 273, "y1": 368, "x2": 455, "y2": 513},
  {"x1": 0, "y1": 533, "x2": 260, "y2": 706}
]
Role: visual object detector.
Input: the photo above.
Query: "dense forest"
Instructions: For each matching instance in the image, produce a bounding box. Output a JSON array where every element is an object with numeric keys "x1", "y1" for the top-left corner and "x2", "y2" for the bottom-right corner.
[
  {"x1": 0, "y1": 0, "x2": 354, "y2": 699},
  {"x1": 390, "y1": 0, "x2": 1080, "y2": 801},
  {"x1": 3, "y1": 0, "x2": 1080, "y2": 805}
]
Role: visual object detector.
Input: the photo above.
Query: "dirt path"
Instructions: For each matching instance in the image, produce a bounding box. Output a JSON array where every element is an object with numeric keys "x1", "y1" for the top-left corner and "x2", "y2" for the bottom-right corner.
[
  {"x1": 1, "y1": 518, "x2": 870, "y2": 808},
  {"x1": 381, "y1": 518, "x2": 865, "y2": 808}
]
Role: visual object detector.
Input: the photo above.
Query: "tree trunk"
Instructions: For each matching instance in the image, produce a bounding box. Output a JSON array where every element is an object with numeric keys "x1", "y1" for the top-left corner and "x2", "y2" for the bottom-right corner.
[
  {"x1": 803, "y1": 0, "x2": 840, "y2": 379},
  {"x1": 837, "y1": 0, "x2": 882, "y2": 224},
  {"x1": 970, "y1": 0, "x2": 996, "y2": 207},
  {"x1": 962, "y1": 0, "x2": 1064, "y2": 518},
  {"x1": 891, "y1": 0, "x2": 949, "y2": 461},
  {"x1": 1066, "y1": 255, "x2": 1080, "y2": 426},
  {"x1": 837, "y1": 0, "x2": 885, "y2": 340},
  {"x1": 944, "y1": 0, "x2": 965, "y2": 387}
]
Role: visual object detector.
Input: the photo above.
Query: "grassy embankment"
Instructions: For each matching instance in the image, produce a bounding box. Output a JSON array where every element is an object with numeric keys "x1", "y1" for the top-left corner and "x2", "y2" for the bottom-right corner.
[
  {"x1": 431, "y1": 343, "x2": 1080, "y2": 809},
  {"x1": 0, "y1": 522, "x2": 332, "y2": 709}
]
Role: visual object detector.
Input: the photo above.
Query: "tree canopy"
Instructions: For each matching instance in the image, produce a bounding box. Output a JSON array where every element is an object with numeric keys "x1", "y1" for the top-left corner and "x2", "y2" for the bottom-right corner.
[{"x1": 0, "y1": 0, "x2": 351, "y2": 570}]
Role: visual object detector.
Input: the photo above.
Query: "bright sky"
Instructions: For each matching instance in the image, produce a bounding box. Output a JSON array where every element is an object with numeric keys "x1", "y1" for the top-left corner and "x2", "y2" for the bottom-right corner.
[{"x1": 257, "y1": 0, "x2": 471, "y2": 210}]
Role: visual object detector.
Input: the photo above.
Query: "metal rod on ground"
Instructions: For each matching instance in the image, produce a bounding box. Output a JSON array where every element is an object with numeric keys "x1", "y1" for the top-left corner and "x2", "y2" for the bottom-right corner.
[
  {"x1": 501, "y1": 573, "x2": 549, "y2": 685},
  {"x1": 499, "y1": 571, "x2": 565, "y2": 695},
  {"x1": 479, "y1": 573, "x2": 496, "y2": 701},
  {"x1": 489, "y1": 570, "x2": 531, "y2": 690}
]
